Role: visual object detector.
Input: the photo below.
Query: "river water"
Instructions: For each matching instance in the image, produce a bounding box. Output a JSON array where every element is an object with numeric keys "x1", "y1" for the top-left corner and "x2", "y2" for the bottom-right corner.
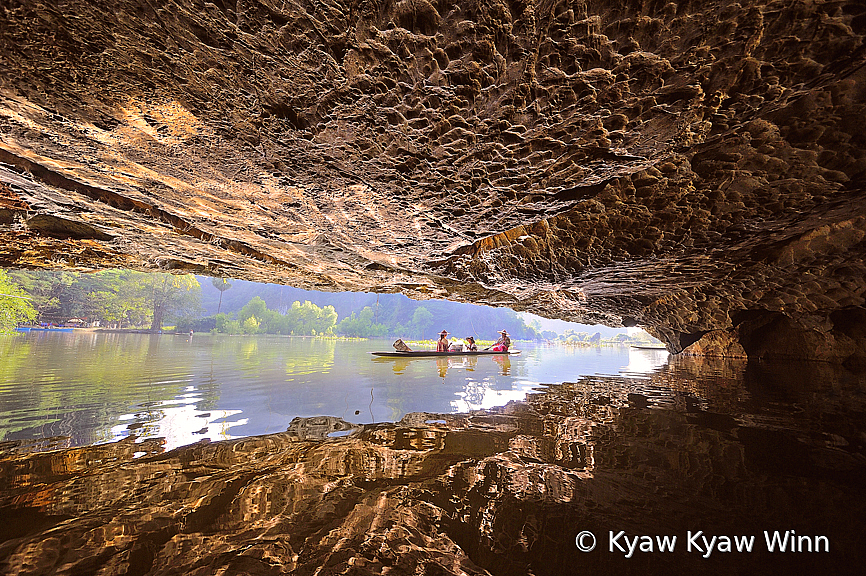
[
  {"x1": 0, "y1": 332, "x2": 666, "y2": 451},
  {"x1": 1, "y1": 331, "x2": 865, "y2": 574}
]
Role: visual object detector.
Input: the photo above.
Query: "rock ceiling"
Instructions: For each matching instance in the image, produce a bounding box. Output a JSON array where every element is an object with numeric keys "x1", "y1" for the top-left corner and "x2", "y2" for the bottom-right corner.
[{"x1": 1, "y1": 0, "x2": 866, "y2": 360}]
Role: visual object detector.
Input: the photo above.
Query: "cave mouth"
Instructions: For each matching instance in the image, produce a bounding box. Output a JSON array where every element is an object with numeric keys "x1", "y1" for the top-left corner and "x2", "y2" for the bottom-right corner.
[{"x1": 0, "y1": 0, "x2": 864, "y2": 368}]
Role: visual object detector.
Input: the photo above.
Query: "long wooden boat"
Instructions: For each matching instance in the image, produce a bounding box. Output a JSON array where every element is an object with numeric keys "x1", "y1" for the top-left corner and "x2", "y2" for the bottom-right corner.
[{"x1": 371, "y1": 350, "x2": 520, "y2": 358}]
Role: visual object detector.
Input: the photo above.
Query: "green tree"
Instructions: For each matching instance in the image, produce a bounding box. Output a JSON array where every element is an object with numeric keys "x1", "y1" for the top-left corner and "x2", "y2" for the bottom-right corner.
[
  {"x1": 239, "y1": 296, "x2": 269, "y2": 325},
  {"x1": 86, "y1": 270, "x2": 149, "y2": 328},
  {"x1": 315, "y1": 304, "x2": 338, "y2": 335},
  {"x1": 213, "y1": 313, "x2": 231, "y2": 333},
  {"x1": 8, "y1": 270, "x2": 83, "y2": 323},
  {"x1": 411, "y1": 306, "x2": 433, "y2": 339},
  {"x1": 286, "y1": 300, "x2": 337, "y2": 335},
  {"x1": 211, "y1": 277, "x2": 232, "y2": 314},
  {"x1": 242, "y1": 315, "x2": 260, "y2": 334},
  {"x1": 0, "y1": 270, "x2": 37, "y2": 333},
  {"x1": 141, "y1": 273, "x2": 201, "y2": 331},
  {"x1": 238, "y1": 296, "x2": 278, "y2": 332},
  {"x1": 336, "y1": 306, "x2": 387, "y2": 337}
]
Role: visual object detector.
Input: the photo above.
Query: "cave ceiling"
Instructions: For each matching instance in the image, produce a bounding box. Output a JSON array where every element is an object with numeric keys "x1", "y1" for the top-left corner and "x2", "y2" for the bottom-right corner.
[{"x1": 1, "y1": 0, "x2": 866, "y2": 356}]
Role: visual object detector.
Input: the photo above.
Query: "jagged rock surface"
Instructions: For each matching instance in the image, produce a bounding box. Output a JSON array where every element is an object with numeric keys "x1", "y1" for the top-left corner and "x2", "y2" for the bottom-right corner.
[
  {"x1": 1, "y1": 357, "x2": 864, "y2": 575},
  {"x1": 2, "y1": 0, "x2": 866, "y2": 359}
]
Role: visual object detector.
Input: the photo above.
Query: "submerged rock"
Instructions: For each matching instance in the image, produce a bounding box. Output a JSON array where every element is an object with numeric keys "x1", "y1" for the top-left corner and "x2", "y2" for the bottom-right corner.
[{"x1": 1, "y1": 357, "x2": 864, "y2": 575}]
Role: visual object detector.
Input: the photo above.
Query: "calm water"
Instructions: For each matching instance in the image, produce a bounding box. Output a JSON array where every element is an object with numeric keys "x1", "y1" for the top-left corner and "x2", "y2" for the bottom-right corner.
[
  {"x1": 0, "y1": 332, "x2": 667, "y2": 451},
  {"x1": 3, "y1": 331, "x2": 866, "y2": 573}
]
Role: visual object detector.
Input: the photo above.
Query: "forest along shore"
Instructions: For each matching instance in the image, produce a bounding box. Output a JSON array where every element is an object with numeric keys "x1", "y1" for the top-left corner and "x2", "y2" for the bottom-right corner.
[{"x1": 3, "y1": 270, "x2": 661, "y2": 345}]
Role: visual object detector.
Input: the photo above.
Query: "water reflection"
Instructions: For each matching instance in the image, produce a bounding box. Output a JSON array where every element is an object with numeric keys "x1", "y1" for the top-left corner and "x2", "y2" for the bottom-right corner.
[
  {"x1": 0, "y1": 355, "x2": 863, "y2": 575},
  {"x1": 1, "y1": 335, "x2": 681, "y2": 453},
  {"x1": 493, "y1": 354, "x2": 511, "y2": 375},
  {"x1": 623, "y1": 347, "x2": 670, "y2": 376}
]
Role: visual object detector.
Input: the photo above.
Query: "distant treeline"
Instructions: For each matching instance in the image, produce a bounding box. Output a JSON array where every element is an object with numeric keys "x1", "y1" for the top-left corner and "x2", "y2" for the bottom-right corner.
[
  {"x1": 179, "y1": 294, "x2": 540, "y2": 339},
  {"x1": 177, "y1": 298, "x2": 338, "y2": 336},
  {"x1": 3, "y1": 271, "x2": 656, "y2": 343},
  {"x1": 194, "y1": 276, "x2": 543, "y2": 340},
  {"x1": 3, "y1": 271, "x2": 541, "y2": 339}
]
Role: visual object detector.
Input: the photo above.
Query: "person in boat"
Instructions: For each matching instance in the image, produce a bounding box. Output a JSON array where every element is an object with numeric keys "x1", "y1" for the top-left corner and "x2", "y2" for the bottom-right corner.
[
  {"x1": 436, "y1": 330, "x2": 450, "y2": 352},
  {"x1": 491, "y1": 329, "x2": 510, "y2": 352},
  {"x1": 465, "y1": 336, "x2": 478, "y2": 351}
]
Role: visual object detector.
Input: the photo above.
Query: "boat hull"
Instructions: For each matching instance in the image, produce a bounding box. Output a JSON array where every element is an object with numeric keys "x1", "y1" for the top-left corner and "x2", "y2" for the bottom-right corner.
[{"x1": 371, "y1": 350, "x2": 520, "y2": 357}]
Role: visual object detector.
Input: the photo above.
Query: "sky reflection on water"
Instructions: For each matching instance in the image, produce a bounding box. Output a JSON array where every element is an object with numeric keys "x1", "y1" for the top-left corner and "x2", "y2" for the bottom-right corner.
[{"x1": 0, "y1": 333, "x2": 669, "y2": 452}]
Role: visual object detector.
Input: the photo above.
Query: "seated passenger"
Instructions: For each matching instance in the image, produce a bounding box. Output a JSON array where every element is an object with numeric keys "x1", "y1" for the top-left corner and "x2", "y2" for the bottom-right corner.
[
  {"x1": 393, "y1": 338, "x2": 412, "y2": 352},
  {"x1": 491, "y1": 329, "x2": 510, "y2": 352},
  {"x1": 436, "y1": 330, "x2": 450, "y2": 352},
  {"x1": 465, "y1": 336, "x2": 478, "y2": 351}
]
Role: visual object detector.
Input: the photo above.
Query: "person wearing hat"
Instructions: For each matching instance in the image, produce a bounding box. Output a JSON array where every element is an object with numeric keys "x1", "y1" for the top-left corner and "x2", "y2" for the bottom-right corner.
[
  {"x1": 465, "y1": 336, "x2": 478, "y2": 351},
  {"x1": 436, "y1": 330, "x2": 450, "y2": 352},
  {"x1": 492, "y1": 330, "x2": 511, "y2": 352}
]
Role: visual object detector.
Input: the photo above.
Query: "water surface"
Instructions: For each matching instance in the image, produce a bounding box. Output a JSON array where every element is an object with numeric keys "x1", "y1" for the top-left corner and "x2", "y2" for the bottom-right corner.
[
  {"x1": 2, "y1": 332, "x2": 865, "y2": 574},
  {"x1": 0, "y1": 332, "x2": 665, "y2": 451}
]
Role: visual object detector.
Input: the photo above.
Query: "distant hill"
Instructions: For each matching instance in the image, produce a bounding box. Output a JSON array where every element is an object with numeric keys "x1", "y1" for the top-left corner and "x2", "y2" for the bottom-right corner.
[{"x1": 196, "y1": 276, "x2": 624, "y2": 340}]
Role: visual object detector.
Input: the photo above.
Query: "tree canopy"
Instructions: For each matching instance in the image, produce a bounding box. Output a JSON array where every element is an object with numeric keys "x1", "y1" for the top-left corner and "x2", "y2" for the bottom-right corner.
[
  {"x1": 6, "y1": 270, "x2": 200, "y2": 330},
  {"x1": 0, "y1": 270, "x2": 37, "y2": 334}
]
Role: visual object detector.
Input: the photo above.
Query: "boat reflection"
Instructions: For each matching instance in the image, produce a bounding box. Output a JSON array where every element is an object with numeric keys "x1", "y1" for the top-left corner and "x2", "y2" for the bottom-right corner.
[
  {"x1": 492, "y1": 354, "x2": 511, "y2": 375},
  {"x1": 434, "y1": 355, "x2": 481, "y2": 377}
]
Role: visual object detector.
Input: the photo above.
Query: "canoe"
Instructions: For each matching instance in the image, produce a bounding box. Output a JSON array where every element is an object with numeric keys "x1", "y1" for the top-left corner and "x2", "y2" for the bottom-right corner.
[
  {"x1": 630, "y1": 345, "x2": 667, "y2": 350},
  {"x1": 371, "y1": 350, "x2": 520, "y2": 357}
]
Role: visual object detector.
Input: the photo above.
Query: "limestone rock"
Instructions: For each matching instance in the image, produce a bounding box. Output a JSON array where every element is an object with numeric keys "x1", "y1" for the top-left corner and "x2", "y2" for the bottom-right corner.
[{"x1": 1, "y1": 0, "x2": 866, "y2": 359}]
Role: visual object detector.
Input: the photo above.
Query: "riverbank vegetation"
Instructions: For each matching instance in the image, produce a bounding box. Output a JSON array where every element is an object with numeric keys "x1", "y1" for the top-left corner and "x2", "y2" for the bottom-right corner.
[
  {"x1": 3, "y1": 271, "x2": 660, "y2": 345},
  {"x1": 7, "y1": 269, "x2": 200, "y2": 331},
  {"x1": 0, "y1": 270, "x2": 37, "y2": 334}
]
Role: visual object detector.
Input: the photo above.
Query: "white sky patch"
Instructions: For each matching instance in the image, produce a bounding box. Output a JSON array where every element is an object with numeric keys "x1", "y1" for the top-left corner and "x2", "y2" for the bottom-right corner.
[
  {"x1": 110, "y1": 392, "x2": 246, "y2": 452},
  {"x1": 623, "y1": 347, "x2": 670, "y2": 376}
]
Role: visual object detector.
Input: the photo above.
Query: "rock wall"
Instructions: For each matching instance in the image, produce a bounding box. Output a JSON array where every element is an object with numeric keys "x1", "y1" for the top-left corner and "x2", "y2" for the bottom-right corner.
[{"x1": 1, "y1": 0, "x2": 866, "y2": 359}]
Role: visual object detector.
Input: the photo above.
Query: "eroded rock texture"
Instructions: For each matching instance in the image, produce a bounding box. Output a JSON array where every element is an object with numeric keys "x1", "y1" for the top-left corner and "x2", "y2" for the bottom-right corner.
[
  {"x1": 2, "y1": 0, "x2": 866, "y2": 359},
  {"x1": 2, "y1": 357, "x2": 865, "y2": 575}
]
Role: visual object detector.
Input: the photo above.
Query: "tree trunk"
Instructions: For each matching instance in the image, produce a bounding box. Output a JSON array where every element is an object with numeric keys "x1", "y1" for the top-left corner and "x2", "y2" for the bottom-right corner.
[{"x1": 151, "y1": 304, "x2": 164, "y2": 332}]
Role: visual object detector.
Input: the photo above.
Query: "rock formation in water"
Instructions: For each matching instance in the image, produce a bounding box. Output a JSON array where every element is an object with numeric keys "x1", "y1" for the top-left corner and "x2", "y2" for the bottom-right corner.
[
  {"x1": 1, "y1": 0, "x2": 866, "y2": 362},
  {"x1": 1, "y1": 357, "x2": 864, "y2": 575}
]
